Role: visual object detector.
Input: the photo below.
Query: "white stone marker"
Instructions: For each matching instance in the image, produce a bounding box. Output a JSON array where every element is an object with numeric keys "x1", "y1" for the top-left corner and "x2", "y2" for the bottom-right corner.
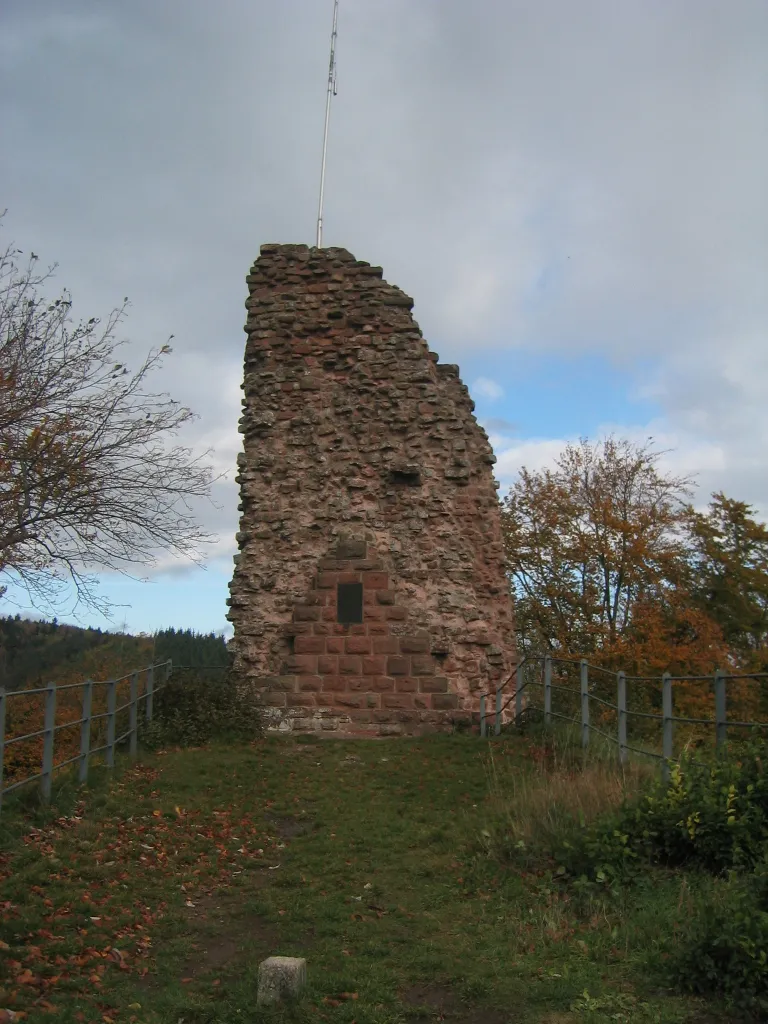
[{"x1": 257, "y1": 956, "x2": 307, "y2": 1005}]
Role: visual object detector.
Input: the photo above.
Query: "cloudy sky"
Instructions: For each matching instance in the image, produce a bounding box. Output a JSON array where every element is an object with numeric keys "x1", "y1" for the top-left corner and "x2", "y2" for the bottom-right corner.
[{"x1": 2, "y1": 0, "x2": 766, "y2": 637}]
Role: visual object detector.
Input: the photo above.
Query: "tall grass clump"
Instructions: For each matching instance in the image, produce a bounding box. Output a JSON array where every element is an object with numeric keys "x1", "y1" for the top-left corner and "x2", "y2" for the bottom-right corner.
[
  {"x1": 555, "y1": 733, "x2": 768, "y2": 883},
  {"x1": 477, "y1": 720, "x2": 653, "y2": 870},
  {"x1": 487, "y1": 723, "x2": 768, "y2": 1016}
]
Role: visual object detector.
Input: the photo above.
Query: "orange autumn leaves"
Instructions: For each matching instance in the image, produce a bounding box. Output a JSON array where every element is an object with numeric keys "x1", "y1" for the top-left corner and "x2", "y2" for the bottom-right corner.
[
  {"x1": 502, "y1": 438, "x2": 767, "y2": 722},
  {"x1": 1, "y1": 632, "x2": 162, "y2": 789},
  {"x1": 0, "y1": 774, "x2": 279, "y2": 1020},
  {"x1": 2, "y1": 665, "x2": 148, "y2": 789}
]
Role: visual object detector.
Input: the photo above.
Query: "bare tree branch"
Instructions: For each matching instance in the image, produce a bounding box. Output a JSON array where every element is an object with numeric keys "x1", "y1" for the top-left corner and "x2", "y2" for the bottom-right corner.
[{"x1": 0, "y1": 224, "x2": 225, "y2": 617}]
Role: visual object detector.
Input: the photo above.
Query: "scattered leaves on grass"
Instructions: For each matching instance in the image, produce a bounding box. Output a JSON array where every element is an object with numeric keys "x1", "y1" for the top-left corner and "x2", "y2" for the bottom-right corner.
[
  {"x1": 323, "y1": 993, "x2": 358, "y2": 1007},
  {"x1": 0, "y1": 763, "x2": 283, "y2": 1019}
]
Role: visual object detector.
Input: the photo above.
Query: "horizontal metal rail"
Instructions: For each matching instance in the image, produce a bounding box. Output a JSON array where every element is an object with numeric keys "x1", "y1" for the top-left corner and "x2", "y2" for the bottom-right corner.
[
  {"x1": 46, "y1": 681, "x2": 95, "y2": 692},
  {"x1": 4, "y1": 671, "x2": 150, "y2": 697},
  {"x1": 667, "y1": 715, "x2": 713, "y2": 726},
  {"x1": 585, "y1": 722, "x2": 621, "y2": 745},
  {"x1": 505, "y1": 654, "x2": 767, "y2": 780},
  {"x1": 0, "y1": 661, "x2": 172, "y2": 814},
  {"x1": 576, "y1": 662, "x2": 617, "y2": 678},
  {"x1": 52, "y1": 753, "x2": 83, "y2": 771},
  {"x1": 587, "y1": 693, "x2": 618, "y2": 710},
  {"x1": 53, "y1": 718, "x2": 85, "y2": 733},
  {"x1": 665, "y1": 674, "x2": 717, "y2": 681},
  {"x1": 3, "y1": 728, "x2": 46, "y2": 746},
  {"x1": 2, "y1": 771, "x2": 44, "y2": 794}
]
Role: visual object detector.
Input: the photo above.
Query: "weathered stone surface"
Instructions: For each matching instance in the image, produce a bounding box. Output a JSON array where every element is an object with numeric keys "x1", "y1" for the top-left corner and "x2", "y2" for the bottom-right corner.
[
  {"x1": 227, "y1": 244, "x2": 516, "y2": 735},
  {"x1": 257, "y1": 956, "x2": 307, "y2": 1005}
]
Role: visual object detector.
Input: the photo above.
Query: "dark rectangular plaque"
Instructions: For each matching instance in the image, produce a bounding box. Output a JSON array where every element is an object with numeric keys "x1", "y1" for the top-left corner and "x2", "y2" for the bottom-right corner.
[{"x1": 337, "y1": 582, "x2": 363, "y2": 624}]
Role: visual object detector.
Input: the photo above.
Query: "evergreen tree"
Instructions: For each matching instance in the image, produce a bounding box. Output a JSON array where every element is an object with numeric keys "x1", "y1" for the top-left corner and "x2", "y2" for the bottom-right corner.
[{"x1": 689, "y1": 493, "x2": 768, "y2": 668}]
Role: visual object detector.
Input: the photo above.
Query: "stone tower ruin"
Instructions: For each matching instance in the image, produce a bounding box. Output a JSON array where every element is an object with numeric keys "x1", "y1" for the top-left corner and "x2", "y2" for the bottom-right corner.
[{"x1": 226, "y1": 244, "x2": 515, "y2": 736}]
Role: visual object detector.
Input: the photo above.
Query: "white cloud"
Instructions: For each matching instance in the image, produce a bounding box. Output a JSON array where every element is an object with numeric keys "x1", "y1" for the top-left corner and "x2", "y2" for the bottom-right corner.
[
  {"x1": 0, "y1": 0, "x2": 766, "y2": 622},
  {"x1": 489, "y1": 420, "x2": 768, "y2": 525},
  {"x1": 472, "y1": 376, "x2": 505, "y2": 401}
]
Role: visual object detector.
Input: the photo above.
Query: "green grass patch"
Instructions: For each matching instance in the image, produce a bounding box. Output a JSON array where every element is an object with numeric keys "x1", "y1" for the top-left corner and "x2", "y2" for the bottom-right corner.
[{"x1": 0, "y1": 731, "x2": 742, "y2": 1024}]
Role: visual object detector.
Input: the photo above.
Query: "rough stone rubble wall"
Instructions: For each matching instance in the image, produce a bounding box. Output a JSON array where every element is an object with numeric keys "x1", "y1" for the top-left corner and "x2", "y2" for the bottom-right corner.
[{"x1": 226, "y1": 243, "x2": 515, "y2": 735}]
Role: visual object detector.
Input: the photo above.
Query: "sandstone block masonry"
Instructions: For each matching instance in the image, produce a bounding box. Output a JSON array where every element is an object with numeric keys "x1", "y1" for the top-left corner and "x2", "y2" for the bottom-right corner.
[{"x1": 226, "y1": 244, "x2": 515, "y2": 736}]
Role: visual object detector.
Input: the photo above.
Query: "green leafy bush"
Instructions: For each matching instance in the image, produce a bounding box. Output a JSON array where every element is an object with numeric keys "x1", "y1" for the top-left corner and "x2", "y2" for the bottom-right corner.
[
  {"x1": 139, "y1": 667, "x2": 263, "y2": 748},
  {"x1": 555, "y1": 736, "x2": 768, "y2": 885},
  {"x1": 668, "y1": 854, "x2": 768, "y2": 1017},
  {"x1": 621, "y1": 740, "x2": 768, "y2": 875},
  {"x1": 553, "y1": 818, "x2": 641, "y2": 895},
  {"x1": 548, "y1": 737, "x2": 768, "y2": 1015}
]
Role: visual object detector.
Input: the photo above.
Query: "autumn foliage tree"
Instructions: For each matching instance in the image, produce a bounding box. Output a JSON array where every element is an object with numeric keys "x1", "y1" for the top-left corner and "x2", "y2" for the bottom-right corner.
[
  {"x1": 502, "y1": 436, "x2": 725, "y2": 673},
  {"x1": 502, "y1": 437, "x2": 768, "y2": 735},
  {"x1": 0, "y1": 229, "x2": 219, "y2": 615}
]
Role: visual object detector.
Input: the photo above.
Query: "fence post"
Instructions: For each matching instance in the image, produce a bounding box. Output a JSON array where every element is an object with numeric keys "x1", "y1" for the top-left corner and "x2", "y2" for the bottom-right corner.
[
  {"x1": 494, "y1": 685, "x2": 502, "y2": 736},
  {"x1": 0, "y1": 685, "x2": 6, "y2": 813},
  {"x1": 662, "y1": 672, "x2": 673, "y2": 784},
  {"x1": 714, "y1": 670, "x2": 727, "y2": 751},
  {"x1": 580, "y1": 659, "x2": 589, "y2": 751},
  {"x1": 165, "y1": 659, "x2": 173, "y2": 686},
  {"x1": 129, "y1": 672, "x2": 139, "y2": 758},
  {"x1": 106, "y1": 679, "x2": 117, "y2": 769},
  {"x1": 41, "y1": 682, "x2": 57, "y2": 803},
  {"x1": 79, "y1": 681, "x2": 93, "y2": 784},
  {"x1": 145, "y1": 665, "x2": 155, "y2": 723},
  {"x1": 544, "y1": 656, "x2": 552, "y2": 728},
  {"x1": 617, "y1": 671, "x2": 627, "y2": 766},
  {"x1": 480, "y1": 694, "x2": 486, "y2": 738}
]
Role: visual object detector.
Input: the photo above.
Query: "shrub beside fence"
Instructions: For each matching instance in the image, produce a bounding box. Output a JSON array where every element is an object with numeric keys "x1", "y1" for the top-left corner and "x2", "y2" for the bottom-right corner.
[
  {"x1": 0, "y1": 660, "x2": 172, "y2": 815},
  {"x1": 480, "y1": 656, "x2": 768, "y2": 779}
]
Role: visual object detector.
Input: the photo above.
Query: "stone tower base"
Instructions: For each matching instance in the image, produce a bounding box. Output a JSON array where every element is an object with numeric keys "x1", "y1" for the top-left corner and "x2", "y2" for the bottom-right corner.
[{"x1": 253, "y1": 535, "x2": 500, "y2": 737}]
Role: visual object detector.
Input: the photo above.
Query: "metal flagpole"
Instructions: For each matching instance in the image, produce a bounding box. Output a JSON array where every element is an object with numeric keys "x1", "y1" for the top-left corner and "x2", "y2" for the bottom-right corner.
[{"x1": 316, "y1": 0, "x2": 339, "y2": 249}]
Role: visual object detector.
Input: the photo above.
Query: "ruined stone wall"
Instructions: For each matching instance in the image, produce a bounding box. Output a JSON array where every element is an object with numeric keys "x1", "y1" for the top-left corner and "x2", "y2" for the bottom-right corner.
[{"x1": 226, "y1": 244, "x2": 515, "y2": 735}]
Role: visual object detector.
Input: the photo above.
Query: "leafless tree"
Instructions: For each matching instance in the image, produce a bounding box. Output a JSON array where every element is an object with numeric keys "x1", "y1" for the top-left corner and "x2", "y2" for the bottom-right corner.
[{"x1": 0, "y1": 223, "x2": 221, "y2": 616}]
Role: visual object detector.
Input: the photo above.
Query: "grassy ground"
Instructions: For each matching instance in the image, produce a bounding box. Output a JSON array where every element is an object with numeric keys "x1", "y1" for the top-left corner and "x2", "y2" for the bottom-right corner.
[{"x1": 0, "y1": 728, "x2": 740, "y2": 1024}]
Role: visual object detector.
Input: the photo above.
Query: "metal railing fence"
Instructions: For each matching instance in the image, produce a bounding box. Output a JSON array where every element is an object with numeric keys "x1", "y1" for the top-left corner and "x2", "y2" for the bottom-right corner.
[
  {"x1": 478, "y1": 655, "x2": 768, "y2": 780},
  {"x1": 0, "y1": 660, "x2": 173, "y2": 815}
]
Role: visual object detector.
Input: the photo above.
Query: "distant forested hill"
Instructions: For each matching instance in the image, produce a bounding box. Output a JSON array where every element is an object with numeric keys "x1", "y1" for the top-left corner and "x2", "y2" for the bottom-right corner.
[
  {"x1": 152, "y1": 627, "x2": 229, "y2": 668},
  {"x1": 0, "y1": 617, "x2": 229, "y2": 690}
]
